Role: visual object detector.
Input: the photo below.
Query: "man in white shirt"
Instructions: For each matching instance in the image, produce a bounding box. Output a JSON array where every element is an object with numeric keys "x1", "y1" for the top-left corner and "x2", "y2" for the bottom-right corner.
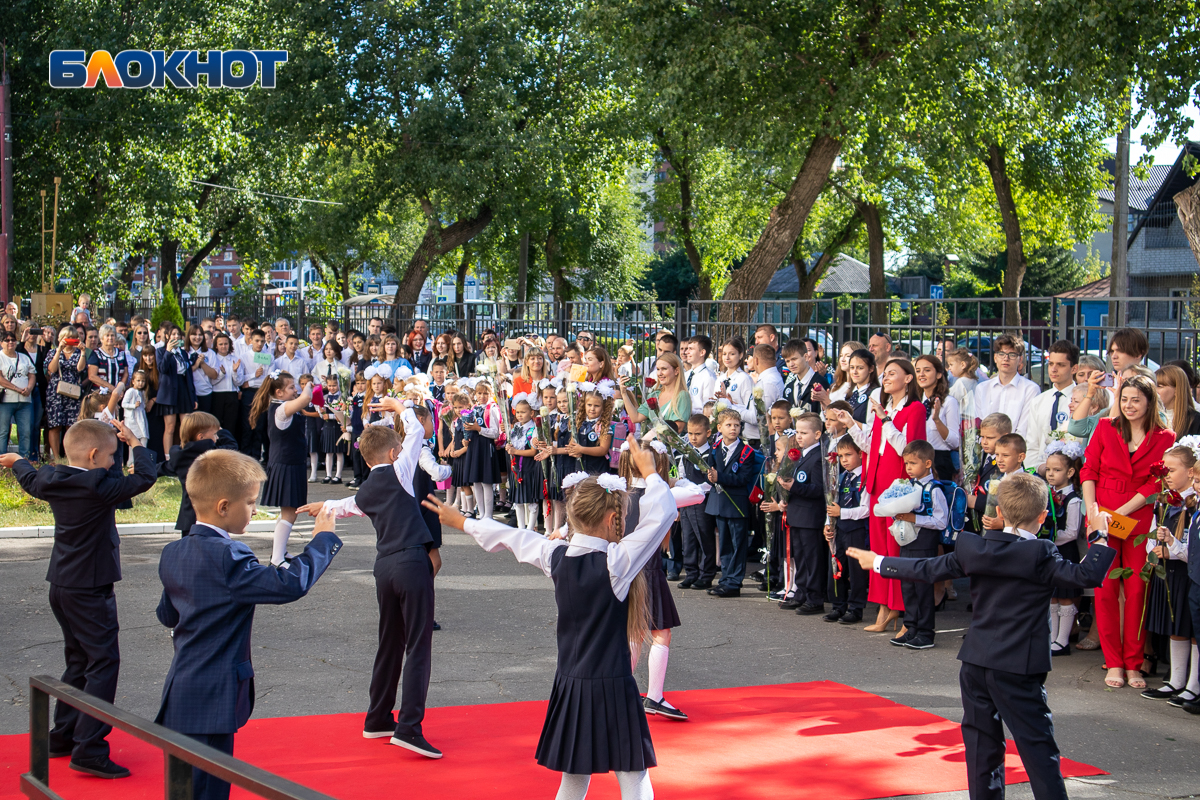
[
  {"x1": 1024, "y1": 340, "x2": 1080, "y2": 472},
  {"x1": 868, "y1": 333, "x2": 894, "y2": 378},
  {"x1": 748, "y1": 344, "x2": 784, "y2": 424},
  {"x1": 973, "y1": 334, "x2": 1040, "y2": 437},
  {"x1": 681, "y1": 335, "x2": 717, "y2": 410},
  {"x1": 639, "y1": 331, "x2": 677, "y2": 377}
]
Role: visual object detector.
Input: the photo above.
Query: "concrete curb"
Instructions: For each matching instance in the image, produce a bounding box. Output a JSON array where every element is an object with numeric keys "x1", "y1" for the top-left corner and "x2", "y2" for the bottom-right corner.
[{"x1": 0, "y1": 519, "x2": 280, "y2": 540}]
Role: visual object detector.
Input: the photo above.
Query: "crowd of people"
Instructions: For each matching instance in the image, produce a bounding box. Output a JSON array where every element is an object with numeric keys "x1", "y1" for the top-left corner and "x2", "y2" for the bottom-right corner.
[{"x1": 9, "y1": 294, "x2": 1200, "y2": 799}]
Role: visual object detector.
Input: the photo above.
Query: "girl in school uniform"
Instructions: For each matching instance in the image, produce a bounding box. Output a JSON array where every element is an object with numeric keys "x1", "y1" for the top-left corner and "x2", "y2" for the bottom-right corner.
[
  {"x1": 362, "y1": 365, "x2": 394, "y2": 427},
  {"x1": 421, "y1": 438, "x2": 697, "y2": 800},
  {"x1": 1143, "y1": 442, "x2": 1199, "y2": 702},
  {"x1": 465, "y1": 381, "x2": 500, "y2": 519},
  {"x1": 507, "y1": 398, "x2": 542, "y2": 531},
  {"x1": 537, "y1": 389, "x2": 574, "y2": 534},
  {"x1": 1043, "y1": 441, "x2": 1085, "y2": 655},
  {"x1": 299, "y1": 374, "x2": 323, "y2": 483},
  {"x1": 319, "y1": 374, "x2": 347, "y2": 484},
  {"x1": 844, "y1": 348, "x2": 881, "y2": 424},
  {"x1": 447, "y1": 391, "x2": 476, "y2": 516},
  {"x1": 618, "y1": 438, "x2": 688, "y2": 721},
  {"x1": 348, "y1": 374, "x2": 367, "y2": 488},
  {"x1": 248, "y1": 370, "x2": 313, "y2": 566},
  {"x1": 567, "y1": 389, "x2": 614, "y2": 476}
]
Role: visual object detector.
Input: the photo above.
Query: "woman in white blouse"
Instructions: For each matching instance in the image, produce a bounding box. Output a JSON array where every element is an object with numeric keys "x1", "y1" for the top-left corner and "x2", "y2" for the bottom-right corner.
[
  {"x1": 914, "y1": 355, "x2": 961, "y2": 481},
  {"x1": 208, "y1": 333, "x2": 243, "y2": 433},
  {"x1": 311, "y1": 340, "x2": 345, "y2": 385},
  {"x1": 713, "y1": 338, "x2": 755, "y2": 441},
  {"x1": 825, "y1": 341, "x2": 865, "y2": 404}
]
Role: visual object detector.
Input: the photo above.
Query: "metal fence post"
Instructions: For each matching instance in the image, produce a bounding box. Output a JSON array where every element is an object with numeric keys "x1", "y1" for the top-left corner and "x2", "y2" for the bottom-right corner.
[
  {"x1": 165, "y1": 752, "x2": 194, "y2": 800},
  {"x1": 29, "y1": 683, "x2": 48, "y2": 785}
]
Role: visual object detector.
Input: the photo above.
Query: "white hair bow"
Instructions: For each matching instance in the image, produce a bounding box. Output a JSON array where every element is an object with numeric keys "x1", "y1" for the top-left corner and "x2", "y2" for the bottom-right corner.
[
  {"x1": 1178, "y1": 435, "x2": 1200, "y2": 465},
  {"x1": 537, "y1": 378, "x2": 552, "y2": 390},
  {"x1": 596, "y1": 474, "x2": 628, "y2": 493},
  {"x1": 596, "y1": 378, "x2": 616, "y2": 399},
  {"x1": 268, "y1": 369, "x2": 282, "y2": 380},
  {"x1": 98, "y1": 387, "x2": 110, "y2": 396},
  {"x1": 1045, "y1": 440, "x2": 1084, "y2": 461},
  {"x1": 549, "y1": 375, "x2": 564, "y2": 390},
  {"x1": 375, "y1": 363, "x2": 394, "y2": 381},
  {"x1": 562, "y1": 471, "x2": 590, "y2": 491},
  {"x1": 394, "y1": 365, "x2": 413, "y2": 381},
  {"x1": 579, "y1": 380, "x2": 597, "y2": 393},
  {"x1": 648, "y1": 440, "x2": 668, "y2": 455}
]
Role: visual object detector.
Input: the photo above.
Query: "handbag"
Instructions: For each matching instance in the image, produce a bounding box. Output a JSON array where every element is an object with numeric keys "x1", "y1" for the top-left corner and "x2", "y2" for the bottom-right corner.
[{"x1": 56, "y1": 381, "x2": 82, "y2": 400}]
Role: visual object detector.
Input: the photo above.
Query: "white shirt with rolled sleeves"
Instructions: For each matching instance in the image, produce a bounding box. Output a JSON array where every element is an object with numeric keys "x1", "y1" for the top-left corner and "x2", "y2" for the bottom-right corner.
[
  {"x1": 461, "y1": 474, "x2": 679, "y2": 601},
  {"x1": 973, "y1": 373, "x2": 1040, "y2": 435},
  {"x1": 320, "y1": 406, "x2": 427, "y2": 518},
  {"x1": 684, "y1": 364, "x2": 717, "y2": 410},
  {"x1": 209, "y1": 353, "x2": 243, "y2": 393},
  {"x1": 1023, "y1": 384, "x2": 1076, "y2": 470}
]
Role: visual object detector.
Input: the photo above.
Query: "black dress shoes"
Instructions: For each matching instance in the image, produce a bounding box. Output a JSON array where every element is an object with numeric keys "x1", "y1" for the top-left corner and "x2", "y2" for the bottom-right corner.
[
  {"x1": 838, "y1": 611, "x2": 863, "y2": 624},
  {"x1": 778, "y1": 596, "x2": 802, "y2": 610},
  {"x1": 677, "y1": 578, "x2": 695, "y2": 589},
  {"x1": 795, "y1": 603, "x2": 825, "y2": 615},
  {"x1": 707, "y1": 586, "x2": 740, "y2": 598},
  {"x1": 69, "y1": 757, "x2": 131, "y2": 779},
  {"x1": 643, "y1": 696, "x2": 689, "y2": 721},
  {"x1": 666, "y1": 571, "x2": 681, "y2": 581},
  {"x1": 823, "y1": 608, "x2": 844, "y2": 622},
  {"x1": 690, "y1": 580, "x2": 713, "y2": 590}
]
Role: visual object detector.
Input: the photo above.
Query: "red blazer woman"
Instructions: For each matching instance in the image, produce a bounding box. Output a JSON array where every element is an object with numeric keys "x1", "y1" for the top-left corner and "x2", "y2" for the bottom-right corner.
[
  {"x1": 862, "y1": 399, "x2": 927, "y2": 611},
  {"x1": 1080, "y1": 417, "x2": 1175, "y2": 672}
]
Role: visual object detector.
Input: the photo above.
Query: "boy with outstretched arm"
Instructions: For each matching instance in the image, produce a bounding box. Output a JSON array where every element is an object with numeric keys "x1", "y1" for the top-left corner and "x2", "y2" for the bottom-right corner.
[
  {"x1": 848, "y1": 472, "x2": 1116, "y2": 800},
  {"x1": 156, "y1": 450, "x2": 342, "y2": 800},
  {"x1": 0, "y1": 418, "x2": 155, "y2": 779}
]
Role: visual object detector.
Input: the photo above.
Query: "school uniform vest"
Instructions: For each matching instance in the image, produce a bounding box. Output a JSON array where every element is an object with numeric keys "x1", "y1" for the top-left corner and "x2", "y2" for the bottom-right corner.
[
  {"x1": 1041, "y1": 486, "x2": 1080, "y2": 542},
  {"x1": 350, "y1": 393, "x2": 364, "y2": 435},
  {"x1": 356, "y1": 466, "x2": 433, "y2": 558},
  {"x1": 578, "y1": 418, "x2": 609, "y2": 475},
  {"x1": 837, "y1": 470, "x2": 867, "y2": 536},
  {"x1": 411, "y1": 448, "x2": 442, "y2": 549},
  {"x1": 680, "y1": 452, "x2": 710, "y2": 485},
  {"x1": 847, "y1": 386, "x2": 872, "y2": 423},
  {"x1": 267, "y1": 401, "x2": 307, "y2": 466}
]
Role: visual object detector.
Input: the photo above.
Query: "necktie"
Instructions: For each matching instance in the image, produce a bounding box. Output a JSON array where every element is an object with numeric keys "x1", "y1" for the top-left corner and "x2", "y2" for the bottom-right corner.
[
  {"x1": 1050, "y1": 391, "x2": 1062, "y2": 429},
  {"x1": 687, "y1": 370, "x2": 693, "y2": 388}
]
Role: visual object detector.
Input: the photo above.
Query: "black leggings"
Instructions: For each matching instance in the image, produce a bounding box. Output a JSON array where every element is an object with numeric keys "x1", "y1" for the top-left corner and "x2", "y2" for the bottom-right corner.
[{"x1": 209, "y1": 391, "x2": 240, "y2": 434}]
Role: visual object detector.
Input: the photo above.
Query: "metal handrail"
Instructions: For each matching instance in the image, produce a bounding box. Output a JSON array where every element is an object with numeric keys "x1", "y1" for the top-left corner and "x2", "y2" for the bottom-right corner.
[{"x1": 22, "y1": 675, "x2": 334, "y2": 800}]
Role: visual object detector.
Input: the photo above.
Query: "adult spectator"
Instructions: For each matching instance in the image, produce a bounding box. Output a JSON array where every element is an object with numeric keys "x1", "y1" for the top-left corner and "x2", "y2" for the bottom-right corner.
[
  {"x1": 156, "y1": 326, "x2": 196, "y2": 456},
  {"x1": 1075, "y1": 353, "x2": 1107, "y2": 385},
  {"x1": 451, "y1": 332, "x2": 476, "y2": 376},
  {"x1": 0, "y1": 331, "x2": 36, "y2": 458},
  {"x1": 368, "y1": 317, "x2": 383, "y2": 337},
  {"x1": 1156, "y1": 365, "x2": 1200, "y2": 437},
  {"x1": 574, "y1": 330, "x2": 596, "y2": 351},
  {"x1": 5, "y1": 301, "x2": 20, "y2": 322},
  {"x1": 914, "y1": 355, "x2": 960, "y2": 481},
  {"x1": 639, "y1": 331, "x2": 678, "y2": 376},
  {"x1": 274, "y1": 317, "x2": 292, "y2": 340},
  {"x1": 1162, "y1": 359, "x2": 1200, "y2": 407},
  {"x1": 200, "y1": 317, "x2": 217, "y2": 339},
  {"x1": 619, "y1": 352, "x2": 692, "y2": 433},
  {"x1": 412, "y1": 318, "x2": 431, "y2": 351},
  {"x1": 45, "y1": 327, "x2": 87, "y2": 459},
  {"x1": 826, "y1": 340, "x2": 865, "y2": 403},
  {"x1": 681, "y1": 335, "x2": 717, "y2": 411},
  {"x1": 583, "y1": 346, "x2": 618, "y2": 383},
  {"x1": 511, "y1": 348, "x2": 548, "y2": 399},
  {"x1": 19, "y1": 323, "x2": 48, "y2": 460},
  {"x1": 973, "y1": 334, "x2": 1039, "y2": 434},
  {"x1": 186, "y1": 325, "x2": 219, "y2": 414},
  {"x1": 545, "y1": 335, "x2": 566, "y2": 374},
  {"x1": 378, "y1": 334, "x2": 412, "y2": 376},
  {"x1": 1080, "y1": 374, "x2": 1175, "y2": 690},
  {"x1": 754, "y1": 324, "x2": 787, "y2": 372},
  {"x1": 87, "y1": 324, "x2": 127, "y2": 395},
  {"x1": 208, "y1": 333, "x2": 242, "y2": 434},
  {"x1": 868, "y1": 333, "x2": 893, "y2": 378},
  {"x1": 1024, "y1": 340, "x2": 1080, "y2": 471},
  {"x1": 408, "y1": 331, "x2": 431, "y2": 373}
]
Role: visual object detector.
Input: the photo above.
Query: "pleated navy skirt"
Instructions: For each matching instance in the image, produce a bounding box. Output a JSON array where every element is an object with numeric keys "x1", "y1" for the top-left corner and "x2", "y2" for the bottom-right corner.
[
  {"x1": 1147, "y1": 560, "x2": 1193, "y2": 638},
  {"x1": 261, "y1": 463, "x2": 308, "y2": 508},
  {"x1": 510, "y1": 454, "x2": 541, "y2": 503},
  {"x1": 625, "y1": 488, "x2": 680, "y2": 631},
  {"x1": 464, "y1": 436, "x2": 498, "y2": 484}
]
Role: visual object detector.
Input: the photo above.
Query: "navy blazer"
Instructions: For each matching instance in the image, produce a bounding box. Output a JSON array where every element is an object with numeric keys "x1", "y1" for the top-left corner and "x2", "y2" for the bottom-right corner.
[
  {"x1": 15, "y1": 447, "x2": 157, "y2": 588},
  {"x1": 880, "y1": 530, "x2": 1115, "y2": 674},
  {"x1": 155, "y1": 346, "x2": 195, "y2": 409},
  {"x1": 704, "y1": 438, "x2": 756, "y2": 518},
  {"x1": 163, "y1": 429, "x2": 239, "y2": 532},
  {"x1": 785, "y1": 446, "x2": 826, "y2": 527},
  {"x1": 155, "y1": 525, "x2": 342, "y2": 735}
]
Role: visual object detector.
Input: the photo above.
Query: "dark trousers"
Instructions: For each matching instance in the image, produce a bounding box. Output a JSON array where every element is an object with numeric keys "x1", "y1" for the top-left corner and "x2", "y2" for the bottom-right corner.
[
  {"x1": 367, "y1": 549, "x2": 435, "y2": 737},
  {"x1": 832, "y1": 525, "x2": 870, "y2": 613},
  {"x1": 237, "y1": 393, "x2": 266, "y2": 461},
  {"x1": 679, "y1": 507, "x2": 716, "y2": 582},
  {"x1": 765, "y1": 511, "x2": 784, "y2": 585},
  {"x1": 187, "y1": 732, "x2": 235, "y2": 800},
  {"x1": 959, "y1": 663, "x2": 1065, "y2": 800},
  {"x1": 715, "y1": 515, "x2": 749, "y2": 589},
  {"x1": 209, "y1": 391, "x2": 239, "y2": 434},
  {"x1": 789, "y1": 525, "x2": 828, "y2": 607},
  {"x1": 661, "y1": 520, "x2": 684, "y2": 576},
  {"x1": 352, "y1": 443, "x2": 367, "y2": 482},
  {"x1": 899, "y1": 541, "x2": 939, "y2": 639},
  {"x1": 47, "y1": 584, "x2": 120, "y2": 762},
  {"x1": 195, "y1": 393, "x2": 213, "y2": 414}
]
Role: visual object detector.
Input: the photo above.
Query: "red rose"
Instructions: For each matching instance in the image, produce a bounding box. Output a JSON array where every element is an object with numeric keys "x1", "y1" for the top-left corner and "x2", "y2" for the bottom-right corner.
[
  {"x1": 826, "y1": 451, "x2": 838, "y2": 464},
  {"x1": 535, "y1": 416, "x2": 543, "y2": 426},
  {"x1": 644, "y1": 378, "x2": 657, "y2": 388},
  {"x1": 1166, "y1": 489, "x2": 1184, "y2": 507},
  {"x1": 1150, "y1": 462, "x2": 1170, "y2": 479},
  {"x1": 787, "y1": 448, "x2": 801, "y2": 461},
  {"x1": 647, "y1": 397, "x2": 660, "y2": 410}
]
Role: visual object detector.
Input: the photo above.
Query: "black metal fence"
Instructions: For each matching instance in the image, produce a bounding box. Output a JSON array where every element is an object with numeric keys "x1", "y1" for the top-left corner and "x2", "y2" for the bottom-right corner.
[
  {"x1": 71, "y1": 294, "x2": 1200, "y2": 387},
  {"x1": 23, "y1": 675, "x2": 333, "y2": 800}
]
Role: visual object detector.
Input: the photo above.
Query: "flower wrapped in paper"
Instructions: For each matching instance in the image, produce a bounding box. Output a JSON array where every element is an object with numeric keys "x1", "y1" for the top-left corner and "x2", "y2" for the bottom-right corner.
[
  {"x1": 873, "y1": 478, "x2": 924, "y2": 546},
  {"x1": 653, "y1": 421, "x2": 742, "y2": 515}
]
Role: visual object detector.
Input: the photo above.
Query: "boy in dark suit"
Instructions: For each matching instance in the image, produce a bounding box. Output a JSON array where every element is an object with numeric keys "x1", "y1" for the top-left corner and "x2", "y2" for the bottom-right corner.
[
  {"x1": 705, "y1": 409, "x2": 757, "y2": 597},
  {"x1": 849, "y1": 472, "x2": 1116, "y2": 800},
  {"x1": 156, "y1": 450, "x2": 342, "y2": 800},
  {"x1": 300, "y1": 399, "x2": 444, "y2": 758},
  {"x1": 776, "y1": 412, "x2": 826, "y2": 614},
  {"x1": 162, "y1": 411, "x2": 238, "y2": 535},
  {"x1": 678, "y1": 413, "x2": 717, "y2": 590},
  {"x1": 886, "y1": 440, "x2": 949, "y2": 649},
  {"x1": 824, "y1": 434, "x2": 870, "y2": 623},
  {"x1": 0, "y1": 418, "x2": 155, "y2": 778}
]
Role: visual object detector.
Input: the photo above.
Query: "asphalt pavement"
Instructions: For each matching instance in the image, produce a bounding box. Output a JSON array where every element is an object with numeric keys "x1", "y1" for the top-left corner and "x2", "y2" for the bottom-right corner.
[{"x1": 1, "y1": 485, "x2": 1197, "y2": 799}]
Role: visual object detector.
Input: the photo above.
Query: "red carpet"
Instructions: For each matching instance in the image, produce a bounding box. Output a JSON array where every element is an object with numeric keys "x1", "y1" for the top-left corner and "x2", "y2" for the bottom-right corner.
[{"x1": 0, "y1": 682, "x2": 1104, "y2": 799}]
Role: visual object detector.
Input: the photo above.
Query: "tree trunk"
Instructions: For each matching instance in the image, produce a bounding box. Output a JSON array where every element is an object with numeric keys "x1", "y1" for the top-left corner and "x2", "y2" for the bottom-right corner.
[
  {"x1": 177, "y1": 229, "x2": 228, "y2": 295},
  {"x1": 391, "y1": 204, "x2": 494, "y2": 326},
  {"x1": 984, "y1": 141, "x2": 1026, "y2": 328},
  {"x1": 517, "y1": 232, "x2": 529, "y2": 304},
  {"x1": 1175, "y1": 182, "x2": 1200, "y2": 270},
  {"x1": 655, "y1": 130, "x2": 713, "y2": 301},
  {"x1": 720, "y1": 134, "x2": 842, "y2": 320},
  {"x1": 455, "y1": 246, "x2": 470, "y2": 324},
  {"x1": 857, "y1": 201, "x2": 888, "y2": 326},
  {"x1": 794, "y1": 207, "x2": 863, "y2": 322},
  {"x1": 160, "y1": 237, "x2": 180, "y2": 295}
]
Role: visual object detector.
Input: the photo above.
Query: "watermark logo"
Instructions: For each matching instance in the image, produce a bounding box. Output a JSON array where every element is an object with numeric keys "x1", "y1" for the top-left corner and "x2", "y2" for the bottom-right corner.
[{"x1": 49, "y1": 50, "x2": 288, "y2": 89}]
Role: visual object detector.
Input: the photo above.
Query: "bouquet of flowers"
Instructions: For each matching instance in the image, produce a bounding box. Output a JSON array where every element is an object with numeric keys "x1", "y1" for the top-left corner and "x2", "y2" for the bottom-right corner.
[
  {"x1": 982, "y1": 478, "x2": 1003, "y2": 519},
  {"x1": 652, "y1": 420, "x2": 742, "y2": 515},
  {"x1": 752, "y1": 386, "x2": 770, "y2": 453},
  {"x1": 535, "y1": 407, "x2": 558, "y2": 489},
  {"x1": 776, "y1": 445, "x2": 802, "y2": 483},
  {"x1": 874, "y1": 478, "x2": 925, "y2": 546},
  {"x1": 822, "y1": 437, "x2": 840, "y2": 532}
]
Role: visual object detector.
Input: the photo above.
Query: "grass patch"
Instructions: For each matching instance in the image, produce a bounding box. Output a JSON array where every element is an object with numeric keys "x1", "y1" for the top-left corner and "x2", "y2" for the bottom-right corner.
[{"x1": 0, "y1": 466, "x2": 272, "y2": 529}]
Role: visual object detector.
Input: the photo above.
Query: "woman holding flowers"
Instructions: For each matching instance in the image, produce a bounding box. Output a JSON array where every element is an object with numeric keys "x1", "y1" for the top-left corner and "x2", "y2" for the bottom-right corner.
[
  {"x1": 1080, "y1": 374, "x2": 1175, "y2": 689},
  {"x1": 619, "y1": 352, "x2": 691, "y2": 435},
  {"x1": 828, "y1": 358, "x2": 927, "y2": 632}
]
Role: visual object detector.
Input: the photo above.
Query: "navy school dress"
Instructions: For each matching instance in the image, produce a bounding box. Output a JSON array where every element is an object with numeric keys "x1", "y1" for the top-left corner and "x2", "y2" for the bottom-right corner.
[
  {"x1": 261, "y1": 400, "x2": 308, "y2": 508},
  {"x1": 412, "y1": 446, "x2": 443, "y2": 549},
  {"x1": 320, "y1": 392, "x2": 348, "y2": 455},
  {"x1": 450, "y1": 419, "x2": 470, "y2": 489},
  {"x1": 535, "y1": 546, "x2": 656, "y2": 774},
  {"x1": 547, "y1": 413, "x2": 573, "y2": 501},
  {"x1": 577, "y1": 417, "x2": 609, "y2": 475},
  {"x1": 464, "y1": 407, "x2": 498, "y2": 484},
  {"x1": 847, "y1": 385, "x2": 873, "y2": 424},
  {"x1": 624, "y1": 485, "x2": 681, "y2": 631},
  {"x1": 1147, "y1": 499, "x2": 1195, "y2": 639},
  {"x1": 303, "y1": 402, "x2": 322, "y2": 455},
  {"x1": 509, "y1": 421, "x2": 541, "y2": 504},
  {"x1": 1045, "y1": 488, "x2": 1083, "y2": 600}
]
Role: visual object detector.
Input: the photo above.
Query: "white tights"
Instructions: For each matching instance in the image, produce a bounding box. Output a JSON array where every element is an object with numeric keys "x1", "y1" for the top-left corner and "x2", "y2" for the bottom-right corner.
[
  {"x1": 555, "y1": 771, "x2": 652, "y2": 800},
  {"x1": 472, "y1": 483, "x2": 494, "y2": 519},
  {"x1": 325, "y1": 452, "x2": 344, "y2": 480},
  {"x1": 514, "y1": 503, "x2": 539, "y2": 531}
]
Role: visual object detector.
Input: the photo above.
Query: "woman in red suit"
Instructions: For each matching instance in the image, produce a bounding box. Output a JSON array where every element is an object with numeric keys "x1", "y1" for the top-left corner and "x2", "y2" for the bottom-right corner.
[
  {"x1": 1081, "y1": 374, "x2": 1174, "y2": 689},
  {"x1": 832, "y1": 357, "x2": 926, "y2": 632}
]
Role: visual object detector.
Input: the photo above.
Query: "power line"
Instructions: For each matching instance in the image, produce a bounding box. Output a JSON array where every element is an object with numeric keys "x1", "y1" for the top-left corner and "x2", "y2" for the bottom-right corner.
[{"x1": 189, "y1": 179, "x2": 343, "y2": 205}]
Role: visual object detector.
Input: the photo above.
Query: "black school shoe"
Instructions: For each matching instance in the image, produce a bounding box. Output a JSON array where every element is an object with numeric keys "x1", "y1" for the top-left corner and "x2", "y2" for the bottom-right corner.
[
  {"x1": 69, "y1": 757, "x2": 131, "y2": 779},
  {"x1": 904, "y1": 637, "x2": 936, "y2": 650},
  {"x1": 390, "y1": 733, "x2": 443, "y2": 759},
  {"x1": 690, "y1": 580, "x2": 713, "y2": 590},
  {"x1": 1051, "y1": 642, "x2": 1071, "y2": 657},
  {"x1": 1142, "y1": 683, "x2": 1182, "y2": 700},
  {"x1": 795, "y1": 603, "x2": 825, "y2": 615},
  {"x1": 707, "y1": 586, "x2": 740, "y2": 598},
  {"x1": 1167, "y1": 690, "x2": 1199, "y2": 708},
  {"x1": 778, "y1": 596, "x2": 802, "y2": 610},
  {"x1": 677, "y1": 578, "x2": 695, "y2": 589},
  {"x1": 823, "y1": 608, "x2": 845, "y2": 622},
  {"x1": 644, "y1": 697, "x2": 688, "y2": 721},
  {"x1": 838, "y1": 611, "x2": 863, "y2": 624},
  {"x1": 666, "y1": 571, "x2": 681, "y2": 581}
]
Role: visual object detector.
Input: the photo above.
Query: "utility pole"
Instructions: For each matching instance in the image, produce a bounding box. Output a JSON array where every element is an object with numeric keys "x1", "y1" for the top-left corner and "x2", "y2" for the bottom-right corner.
[
  {"x1": 0, "y1": 59, "x2": 13, "y2": 304},
  {"x1": 516, "y1": 232, "x2": 529, "y2": 305},
  {"x1": 1109, "y1": 116, "x2": 1130, "y2": 328}
]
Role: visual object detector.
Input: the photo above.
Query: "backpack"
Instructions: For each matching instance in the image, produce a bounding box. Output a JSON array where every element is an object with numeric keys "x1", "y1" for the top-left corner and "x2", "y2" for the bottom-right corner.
[{"x1": 920, "y1": 480, "x2": 969, "y2": 545}]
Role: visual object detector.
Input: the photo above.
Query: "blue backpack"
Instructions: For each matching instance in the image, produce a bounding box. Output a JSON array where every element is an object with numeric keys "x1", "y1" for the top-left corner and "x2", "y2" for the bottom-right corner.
[{"x1": 920, "y1": 480, "x2": 969, "y2": 545}]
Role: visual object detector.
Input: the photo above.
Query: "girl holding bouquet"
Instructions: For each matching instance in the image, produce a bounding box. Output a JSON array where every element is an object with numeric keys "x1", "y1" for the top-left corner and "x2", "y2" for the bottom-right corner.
[
  {"x1": 567, "y1": 390, "x2": 614, "y2": 475},
  {"x1": 828, "y1": 358, "x2": 926, "y2": 633}
]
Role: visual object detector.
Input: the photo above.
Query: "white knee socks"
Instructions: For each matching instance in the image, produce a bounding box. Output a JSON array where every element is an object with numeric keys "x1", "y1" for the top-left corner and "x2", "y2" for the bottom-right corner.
[
  {"x1": 270, "y1": 519, "x2": 293, "y2": 566},
  {"x1": 1169, "y1": 638, "x2": 1191, "y2": 690},
  {"x1": 556, "y1": 773, "x2": 591, "y2": 800},
  {"x1": 514, "y1": 503, "x2": 528, "y2": 530},
  {"x1": 473, "y1": 483, "x2": 494, "y2": 519},
  {"x1": 647, "y1": 643, "x2": 670, "y2": 704},
  {"x1": 615, "y1": 770, "x2": 653, "y2": 799},
  {"x1": 335, "y1": 453, "x2": 345, "y2": 479},
  {"x1": 309, "y1": 452, "x2": 319, "y2": 481},
  {"x1": 1054, "y1": 604, "x2": 1077, "y2": 648},
  {"x1": 1188, "y1": 645, "x2": 1200, "y2": 695},
  {"x1": 325, "y1": 453, "x2": 335, "y2": 477},
  {"x1": 1049, "y1": 603, "x2": 1060, "y2": 643}
]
